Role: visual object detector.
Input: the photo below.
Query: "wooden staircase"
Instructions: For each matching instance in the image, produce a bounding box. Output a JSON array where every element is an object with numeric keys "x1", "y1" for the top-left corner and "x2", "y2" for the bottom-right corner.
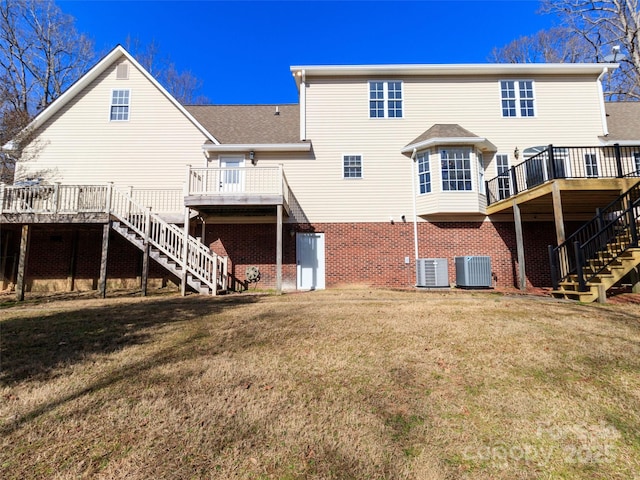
[
  {"x1": 111, "y1": 221, "x2": 224, "y2": 295},
  {"x1": 552, "y1": 234, "x2": 640, "y2": 302},
  {"x1": 549, "y1": 182, "x2": 640, "y2": 303},
  {"x1": 108, "y1": 187, "x2": 228, "y2": 296}
]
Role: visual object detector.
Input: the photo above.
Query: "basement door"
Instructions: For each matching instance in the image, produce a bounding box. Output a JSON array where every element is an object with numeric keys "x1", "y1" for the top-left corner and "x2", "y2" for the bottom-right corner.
[{"x1": 296, "y1": 233, "x2": 325, "y2": 290}]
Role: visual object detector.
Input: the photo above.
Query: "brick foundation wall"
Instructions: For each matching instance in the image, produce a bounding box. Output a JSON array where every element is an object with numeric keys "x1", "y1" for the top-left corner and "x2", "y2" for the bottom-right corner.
[
  {"x1": 204, "y1": 220, "x2": 561, "y2": 290},
  {"x1": 5, "y1": 219, "x2": 567, "y2": 294}
]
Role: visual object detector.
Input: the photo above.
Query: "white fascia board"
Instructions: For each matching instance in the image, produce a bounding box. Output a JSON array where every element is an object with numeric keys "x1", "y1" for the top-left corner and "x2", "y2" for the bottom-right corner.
[
  {"x1": 599, "y1": 139, "x2": 640, "y2": 146},
  {"x1": 291, "y1": 63, "x2": 619, "y2": 78},
  {"x1": 203, "y1": 143, "x2": 312, "y2": 153},
  {"x1": 401, "y1": 137, "x2": 497, "y2": 154},
  {"x1": 23, "y1": 45, "x2": 220, "y2": 145}
]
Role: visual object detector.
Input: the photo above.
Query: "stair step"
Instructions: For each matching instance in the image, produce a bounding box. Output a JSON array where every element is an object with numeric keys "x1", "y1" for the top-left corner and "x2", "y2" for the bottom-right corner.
[{"x1": 110, "y1": 209, "x2": 226, "y2": 296}]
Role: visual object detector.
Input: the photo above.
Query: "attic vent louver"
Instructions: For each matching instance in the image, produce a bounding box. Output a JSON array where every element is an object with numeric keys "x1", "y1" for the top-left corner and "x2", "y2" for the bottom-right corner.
[{"x1": 116, "y1": 63, "x2": 129, "y2": 80}]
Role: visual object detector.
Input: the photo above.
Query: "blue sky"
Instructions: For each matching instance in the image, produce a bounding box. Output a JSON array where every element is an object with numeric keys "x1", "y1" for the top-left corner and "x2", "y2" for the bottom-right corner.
[{"x1": 59, "y1": 1, "x2": 558, "y2": 104}]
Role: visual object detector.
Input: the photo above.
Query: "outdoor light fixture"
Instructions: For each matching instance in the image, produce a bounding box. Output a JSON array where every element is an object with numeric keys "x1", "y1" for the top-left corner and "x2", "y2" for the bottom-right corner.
[
  {"x1": 249, "y1": 150, "x2": 256, "y2": 165},
  {"x1": 514, "y1": 146, "x2": 520, "y2": 160}
]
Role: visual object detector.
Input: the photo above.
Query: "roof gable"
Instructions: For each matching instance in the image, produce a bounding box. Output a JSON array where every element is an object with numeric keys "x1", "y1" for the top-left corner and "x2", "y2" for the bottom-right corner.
[
  {"x1": 23, "y1": 45, "x2": 219, "y2": 145},
  {"x1": 402, "y1": 124, "x2": 496, "y2": 154}
]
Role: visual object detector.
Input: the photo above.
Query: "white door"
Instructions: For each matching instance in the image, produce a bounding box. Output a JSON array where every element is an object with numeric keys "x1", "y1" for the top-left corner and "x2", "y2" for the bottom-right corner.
[
  {"x1": 296, "y1": 233, "x2": 325, "y2": 290},
  {"x1": 219, "y1": 156, "x2": 244, "y2": 193}
]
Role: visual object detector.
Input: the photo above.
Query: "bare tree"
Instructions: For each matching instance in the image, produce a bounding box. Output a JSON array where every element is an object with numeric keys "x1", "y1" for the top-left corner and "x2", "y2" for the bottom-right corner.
[
  {"x1": 0, "y1": 0, "x2": 93, "y2": 181},
  {"x1": 124, "y1": 36, "x2": 210, "y2": 105},
  {"x1": 490, "y1": 27, "x2": 592, "y2": 63},
  {"x1": 540, "y1": 0, "x2": 640, "y2": 100}
]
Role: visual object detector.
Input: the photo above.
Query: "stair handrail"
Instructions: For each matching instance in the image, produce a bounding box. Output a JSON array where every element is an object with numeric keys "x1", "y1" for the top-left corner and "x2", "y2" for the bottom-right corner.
[
  {"x1": 549, "y1": 181, "x2": 640, "y2": 289},
  {"x1": 110, "y1": 186, "x2": 225, "y2": 293}
]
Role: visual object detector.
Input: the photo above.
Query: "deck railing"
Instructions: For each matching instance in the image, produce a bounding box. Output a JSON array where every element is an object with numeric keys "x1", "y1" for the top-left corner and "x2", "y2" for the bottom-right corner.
[
  {"x1": 0, "y1": 182, "x2": 228, "y2": 294},
  {"x1": 0, "y1": 183, "x2": 109, "y2": 214},
  {"x1": 486, "y1": 144, "x2": 640, "y2": 206},
  {"x1": 0, "y1": 183, "x2": 185, "y2": 215},
  {"x1": 130, "y1": 189, "x2": 183, "y2": 213},
  {"x1": 187, "y1": 166, "x2": 289, "y2": 200}
]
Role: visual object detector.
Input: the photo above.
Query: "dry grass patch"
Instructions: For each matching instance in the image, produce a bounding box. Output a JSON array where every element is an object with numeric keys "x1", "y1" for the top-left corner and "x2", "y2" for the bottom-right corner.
[{"x1": 1, "y1": 288, "x2": 640, "y2": 479}]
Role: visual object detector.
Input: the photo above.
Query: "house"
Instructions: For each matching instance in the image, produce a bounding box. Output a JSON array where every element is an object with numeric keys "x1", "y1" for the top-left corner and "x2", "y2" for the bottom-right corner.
[{"x1": 2, "y1": 45, "x2": 640, "y2": 301}]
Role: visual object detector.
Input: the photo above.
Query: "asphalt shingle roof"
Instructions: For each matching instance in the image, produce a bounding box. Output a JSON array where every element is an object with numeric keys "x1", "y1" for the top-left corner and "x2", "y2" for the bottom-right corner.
[
  {"x1": 405, "y1": 124, "x2": 481, "y2": 148},
  {"x1": 604, "y1": 102, "x2": 640, "y2": 142},
  {"x1": 184, "y1": 104, "x2": 301, "y2": 144}
]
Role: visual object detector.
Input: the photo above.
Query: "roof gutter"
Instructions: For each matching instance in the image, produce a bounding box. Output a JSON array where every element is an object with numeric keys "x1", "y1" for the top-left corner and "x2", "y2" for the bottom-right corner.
[
  {"x1": 402, "y1": 137, "x2": 497, "y2": 154},
  {"x1": 599, "y1": 139, "x2": 640, "y2": 146},
  {"x1": 202, "y1": 143, "x2": 311, "y2": 155}
]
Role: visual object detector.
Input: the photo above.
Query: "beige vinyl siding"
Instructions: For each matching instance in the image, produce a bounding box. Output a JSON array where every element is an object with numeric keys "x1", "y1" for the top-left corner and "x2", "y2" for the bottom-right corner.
[
  {"x1": 290, "y1": 73, "x2": 605, "y2": 223},
  {"x1": 17, "y1": 56, "x2": 208, "y2": 190}
]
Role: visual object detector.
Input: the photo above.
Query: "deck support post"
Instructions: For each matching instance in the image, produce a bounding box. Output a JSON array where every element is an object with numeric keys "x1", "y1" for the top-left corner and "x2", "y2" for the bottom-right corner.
[
  {"x1": 181, "y1": 207, "x2": 190, "y2": 296},
  {"x1": 629, "y1": 266, "x2": 640, "y2": 294},
  {"x1": 98, "y1": 223, "x2": 110, "y2": 298},
  {"x1": 15, "y1": 224, "x2": 30, "y2": 301},
  {"x1": 67, "y1": 229, "x2": 78, "y2": 291},
  {"x1": 512, "y1": 199, "x2": 527, "y2": 291},
  {"x1": 551, "y1": 182, "x2": 566, "y2": 245},
  {"x1": 0, "y1": 229, "x2": 10, "y2": 290},
  {"x1": 141, "y1": 207, "x2": 151, "y2": 296},
  {"x1": 276, "y1": 204, "x2": 283, "y2": 295}
]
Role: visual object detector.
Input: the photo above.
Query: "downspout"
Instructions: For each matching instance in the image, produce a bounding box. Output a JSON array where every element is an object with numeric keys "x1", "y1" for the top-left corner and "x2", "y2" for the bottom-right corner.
[
  {"x1": 299, "y1": 69, "x2": 306, "y2": 141},
  {"x1": 410, "y1": 148, "x2": 419, "y2": 285},
  {"x1": 597, "y1": 67, "x2": 609, "y2": 136}
]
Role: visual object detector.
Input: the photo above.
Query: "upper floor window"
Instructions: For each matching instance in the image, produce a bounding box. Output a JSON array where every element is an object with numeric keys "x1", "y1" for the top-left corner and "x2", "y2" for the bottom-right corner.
[
  {"x1": 343, "y1": 154, "x2": 362, "y2": 179},
  {"x1": 110, "y1": 89, "x2": 130, "y2": 121},
  {"x1": 500, "y1": 80, "x2": 535, "y2": 118},
  {"x1": 441, "y1": 148, "x2": 472, "y2": 191},
  {"x1": 369, "y1": 81, "x2": 403, "y2": 118},
  {"x1": 417, "y1": 151, "x2": 431, "y2": 194}
]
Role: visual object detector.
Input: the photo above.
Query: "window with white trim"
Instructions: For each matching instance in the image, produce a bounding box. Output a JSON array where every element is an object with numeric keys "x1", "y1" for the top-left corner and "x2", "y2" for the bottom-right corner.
[
  {"x1": 584, "y1": 153, "x2": 599, "y2": 177},
  {"x1": 500, "y1": 80, "x2": 535, "y2": 117},
  {"x1": 417, "y1": 151, "x2": 430, "y2": 194},
  {"x1": 634, "y1": 152, "x2": 640, "y2": 175},
  {"x1": 369, "y1": 81, "x2": 403, "y2": 118},
  {"x1": 496, "y1": 154, "x2": 510, "y2": 200},
  {"x1": 110, "y1": 89, "x2": 130, "y2": 121},
  {"x1": 441, "y1": 148, "x2": 472, "y2": 191},
  {"x1": 343, "y1": 154, "x2": 362, "y2": 178}
]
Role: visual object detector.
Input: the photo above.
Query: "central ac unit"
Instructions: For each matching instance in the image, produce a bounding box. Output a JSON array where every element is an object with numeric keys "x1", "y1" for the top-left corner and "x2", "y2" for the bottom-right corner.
[
  {"x1": 455, "y1": 256, "x2": 492, "y2": 288},
  {"x1": 416, "y1": 258, "x2": 449, "y2": 287}
]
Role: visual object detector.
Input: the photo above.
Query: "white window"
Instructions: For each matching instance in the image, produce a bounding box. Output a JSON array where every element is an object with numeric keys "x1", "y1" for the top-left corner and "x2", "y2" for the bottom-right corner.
[
  {"x1": 110, "y1": 89, "x2": 130, "y2": 121},
  {"x1": 417, "y1": 151, "x2": 430, "y2": 194},
  {"x1": 441, "y1": 148, "x2": 472, "y2": 191},
  {"x1": 496, "y1": 154, "x2": 510, "y2": 200},
  {"x1": 369, "y1": 81, "x2": 403, "y2": 118},
  {"x1": 343, "y1": 155, "x2": 362, "y2": 178},
  {"x1": 500, "y1": 80, "x2": 535, "y2": 117},
  {"x1": 634, "y1": 152, "x2": 640, "y2": 175},
  {"x1": 584, "y1": 153, "x2": 599, "y2": 177}
]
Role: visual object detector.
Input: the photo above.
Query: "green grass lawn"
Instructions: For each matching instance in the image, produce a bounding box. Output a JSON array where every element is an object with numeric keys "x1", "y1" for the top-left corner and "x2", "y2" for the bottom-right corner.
[{"x1": 1, "y1": 288, "x2": 639, "y2": 479}]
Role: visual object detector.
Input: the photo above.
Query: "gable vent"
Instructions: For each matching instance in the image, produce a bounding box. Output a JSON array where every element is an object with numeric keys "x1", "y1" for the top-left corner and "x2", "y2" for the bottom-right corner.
[{"x1": 116, "y1": 63, "x2": 129, "y2": 80}]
